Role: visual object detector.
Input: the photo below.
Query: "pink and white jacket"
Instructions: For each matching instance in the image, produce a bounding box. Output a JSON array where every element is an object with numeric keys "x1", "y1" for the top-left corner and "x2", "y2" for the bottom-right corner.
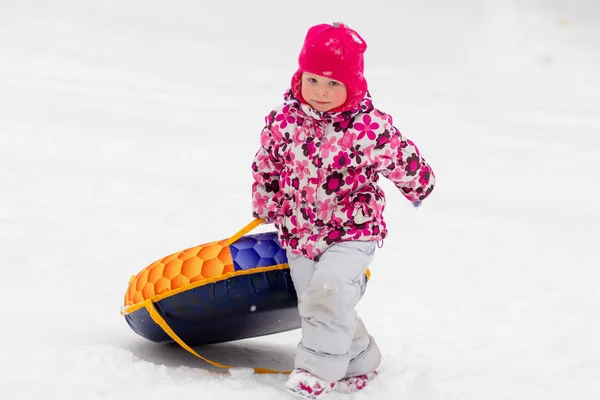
[{"x1": 252, "y1": 91, "x2": 435, "y2": 260}]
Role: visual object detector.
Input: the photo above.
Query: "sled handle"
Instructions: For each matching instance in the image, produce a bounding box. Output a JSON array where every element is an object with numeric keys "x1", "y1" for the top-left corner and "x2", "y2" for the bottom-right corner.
[{"x1": 228, "y1": 218, "x2": 265, "y2": 245}]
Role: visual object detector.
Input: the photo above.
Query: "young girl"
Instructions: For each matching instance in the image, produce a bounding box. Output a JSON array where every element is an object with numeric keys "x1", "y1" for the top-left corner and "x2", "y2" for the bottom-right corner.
[{"x1": 251, "y1": 22, "x2": 435, "y2": 399}]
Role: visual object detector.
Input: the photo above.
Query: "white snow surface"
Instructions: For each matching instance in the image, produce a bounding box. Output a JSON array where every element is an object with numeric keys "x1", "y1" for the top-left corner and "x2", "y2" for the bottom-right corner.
[{"x1": 1, "y1": 1, "x2": 599, "y2": 399}]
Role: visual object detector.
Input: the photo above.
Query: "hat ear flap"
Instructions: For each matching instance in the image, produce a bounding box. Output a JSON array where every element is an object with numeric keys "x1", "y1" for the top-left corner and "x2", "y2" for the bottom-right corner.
[{"x1": 291, "y1": 69, "x2": 306, "y2": 104}]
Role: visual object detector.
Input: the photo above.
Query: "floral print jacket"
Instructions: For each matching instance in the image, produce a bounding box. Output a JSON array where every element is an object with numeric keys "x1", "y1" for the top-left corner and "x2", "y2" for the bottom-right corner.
[{"x1": 252, "y1": 90, "x2": 435, "y2": 260}]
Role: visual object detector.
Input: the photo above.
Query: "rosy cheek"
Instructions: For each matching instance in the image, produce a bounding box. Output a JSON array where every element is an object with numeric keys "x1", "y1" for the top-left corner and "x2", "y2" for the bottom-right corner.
[{"x1": 301, "y1": 86, "x2": 310, "y2": 99}]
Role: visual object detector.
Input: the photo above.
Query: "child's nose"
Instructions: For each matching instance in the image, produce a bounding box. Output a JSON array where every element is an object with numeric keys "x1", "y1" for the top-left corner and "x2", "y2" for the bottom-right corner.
[{"x1": 315, "y1": 87, "x2": 328, "y2": 97}]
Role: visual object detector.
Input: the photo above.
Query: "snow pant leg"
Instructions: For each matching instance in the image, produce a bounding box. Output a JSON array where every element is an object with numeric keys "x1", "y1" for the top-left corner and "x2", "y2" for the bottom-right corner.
[
  {"x1": 294, "y1": 241, "x2": 376, "y2": 381},
  {"x1": 286, "y1": 251, "x2": 316, "y2": 297},
  {"x1": 344, "y1": 269, "x2": 382, "y2": 377},
  {"x1": 345, "y1": 316, "x2": 382, "y2": 377}
]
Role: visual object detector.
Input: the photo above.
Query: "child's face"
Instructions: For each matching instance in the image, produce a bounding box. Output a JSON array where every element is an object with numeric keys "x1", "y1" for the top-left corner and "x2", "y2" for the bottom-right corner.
[{"x1": 301, "y1": 72, "x2": 348, "y2": 112}]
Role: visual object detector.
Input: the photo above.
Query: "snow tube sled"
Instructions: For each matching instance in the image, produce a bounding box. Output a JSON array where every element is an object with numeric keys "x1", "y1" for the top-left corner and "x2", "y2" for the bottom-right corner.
[{"x1": 122, "y1": 219, "x2": 302, "y2": 346}]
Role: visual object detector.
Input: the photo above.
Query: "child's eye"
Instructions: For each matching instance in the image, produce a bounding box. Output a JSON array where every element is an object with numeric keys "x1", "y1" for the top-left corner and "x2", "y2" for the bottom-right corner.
[
  {"x1": 329, "y1": 81, "x2": 340, "y2": 87},
  {"x1": 308, "y1": 78, "x2": 317, "y2": 83}
]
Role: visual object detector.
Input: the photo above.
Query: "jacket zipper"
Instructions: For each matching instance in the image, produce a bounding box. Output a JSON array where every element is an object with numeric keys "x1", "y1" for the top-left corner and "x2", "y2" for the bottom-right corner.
[{"x1": 314, "y1": 120, "x2": 327, "y2": 221}]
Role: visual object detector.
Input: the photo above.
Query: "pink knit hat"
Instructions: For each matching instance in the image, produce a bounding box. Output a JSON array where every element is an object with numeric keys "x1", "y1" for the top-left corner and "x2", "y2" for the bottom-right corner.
[{"x1": 291, "y1": 22, "x2": 368, "y2": 113}]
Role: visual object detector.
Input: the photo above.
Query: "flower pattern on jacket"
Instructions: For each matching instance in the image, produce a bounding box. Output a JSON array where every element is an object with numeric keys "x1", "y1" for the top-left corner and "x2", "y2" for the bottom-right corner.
[{"x1": 252, "y1": 90, "x2": 435, "y2": 260}]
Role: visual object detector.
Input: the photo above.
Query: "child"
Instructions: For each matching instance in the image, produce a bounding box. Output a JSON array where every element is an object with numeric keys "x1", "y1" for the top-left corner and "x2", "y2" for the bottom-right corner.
[{"x1": 251, "y1": 22, "x2": 435, "y2": 399}]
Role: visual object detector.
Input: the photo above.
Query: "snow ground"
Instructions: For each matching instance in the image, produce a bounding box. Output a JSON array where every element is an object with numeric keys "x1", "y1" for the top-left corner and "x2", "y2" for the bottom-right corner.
[{"x1": 1, "y1": 0, "x2": 599, "y2": 399}]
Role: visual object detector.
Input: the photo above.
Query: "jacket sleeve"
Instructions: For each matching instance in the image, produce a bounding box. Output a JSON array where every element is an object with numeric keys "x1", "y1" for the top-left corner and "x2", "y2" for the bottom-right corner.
[
  {"x1": 251, "y1": 122, "x2": 283, "y2": 221},
  {"x1": 376, "y1": 115, "x2": 435, "y2": 202}
]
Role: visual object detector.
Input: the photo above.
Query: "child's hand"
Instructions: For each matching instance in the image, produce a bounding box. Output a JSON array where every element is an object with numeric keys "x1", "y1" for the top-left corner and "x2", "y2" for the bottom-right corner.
[{"x1": 412, "y1": 200, "x2": 422, "y2": 208}]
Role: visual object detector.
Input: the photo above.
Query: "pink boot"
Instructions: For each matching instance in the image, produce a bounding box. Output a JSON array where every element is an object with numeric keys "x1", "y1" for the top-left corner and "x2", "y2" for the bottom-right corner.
[
  {"x1": 285, "y1": 368, "x2": 337, "y2": 399},
  {"x1": 336, "y1": 369, "x2": 379, "y2": 394}
]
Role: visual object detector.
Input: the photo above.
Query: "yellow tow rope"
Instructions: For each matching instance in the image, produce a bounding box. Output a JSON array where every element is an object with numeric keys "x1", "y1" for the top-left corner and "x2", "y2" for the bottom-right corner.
[{"x1": 144, "y1": 299, "x2": 289, "y2": 374}]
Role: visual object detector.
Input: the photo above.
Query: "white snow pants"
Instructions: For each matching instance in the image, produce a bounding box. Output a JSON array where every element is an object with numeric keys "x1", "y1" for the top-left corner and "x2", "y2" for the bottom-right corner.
[{"x1": 287, "y1": 240, "x2": 382, "y2": 381}]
